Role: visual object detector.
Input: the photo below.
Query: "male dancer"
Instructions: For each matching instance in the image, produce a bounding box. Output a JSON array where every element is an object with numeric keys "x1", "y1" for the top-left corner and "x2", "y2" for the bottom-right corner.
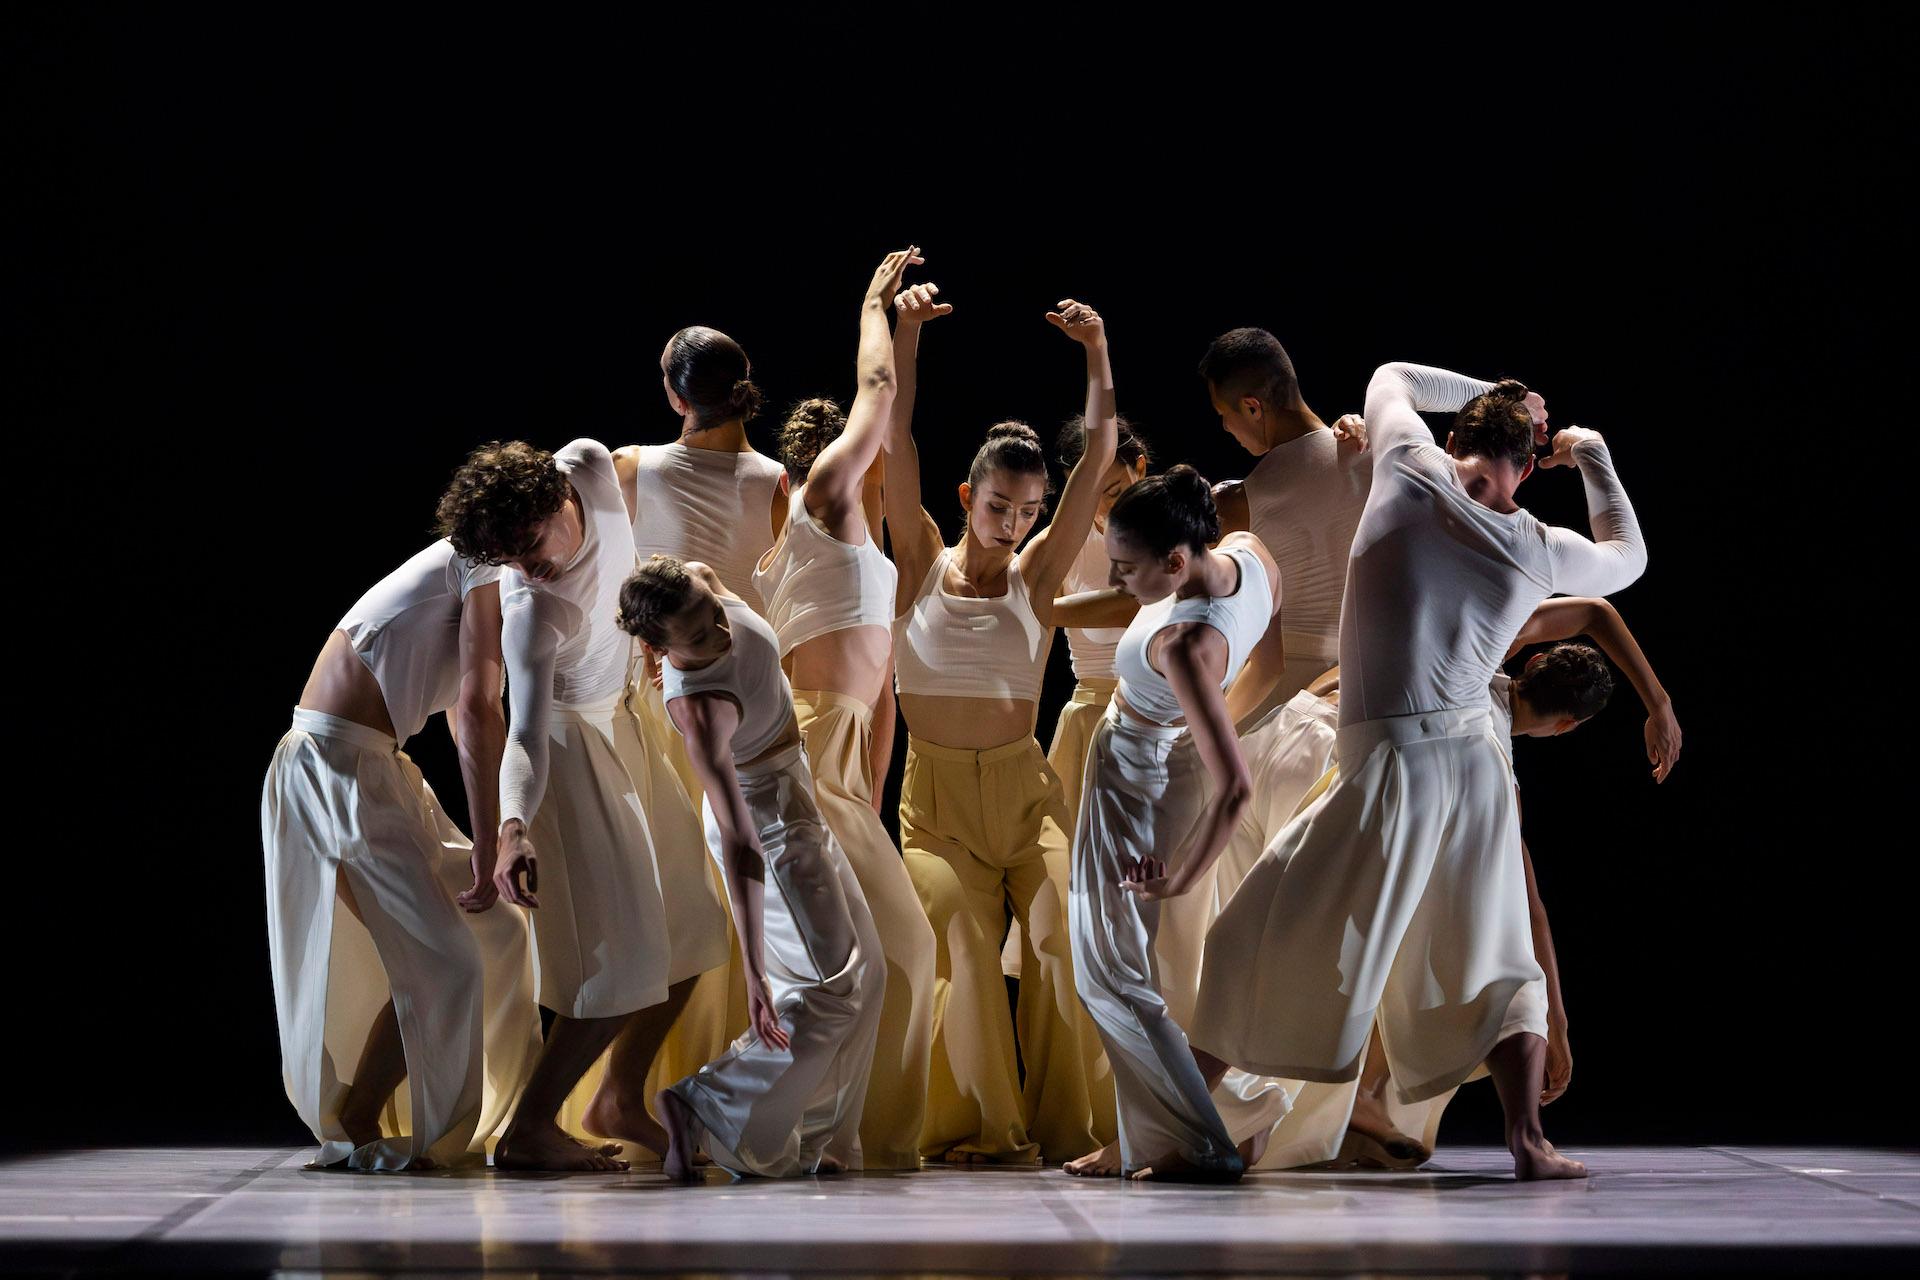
[
  {"x1": 1189, "y1": 364, "x2": 1645, "y2": 1180},
  {"x1": 437, "y1": 438, "x2": 727, "y2": 1171},
  {"x1": 263, "y1": 535, "x2": 541, "y2": 1170}
]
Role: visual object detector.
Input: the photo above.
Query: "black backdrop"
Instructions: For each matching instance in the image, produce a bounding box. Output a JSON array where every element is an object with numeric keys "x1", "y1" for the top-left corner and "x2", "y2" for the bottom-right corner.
[{"x1": 11, "y1": 9, "x2": 1898, "y2": 1153}]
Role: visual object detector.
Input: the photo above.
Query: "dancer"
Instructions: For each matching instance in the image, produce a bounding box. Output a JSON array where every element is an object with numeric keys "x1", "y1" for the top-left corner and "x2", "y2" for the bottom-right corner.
[
  {"x1": 749, "y1": 249, "x2": 937, "y2": 1169},
  {"x1": 1068, "y1": 468, "x2": 1284, "y2": 1181},
  {"x1": 262, "y1": 536, "x2": 541, "y2": 1170},
  {"x1": 619, "y1": 556, "x2": 885, "y2": 1179},
  {"x1": 1191, "y1": 364, "x2": 1646, "y2": 1181},
  {"x1": 884, "y1": 295, "x2": 1118, "y2": 1163},
  {"x1": 441, "y1": 437, "x2": 721, "y2": 1172}
]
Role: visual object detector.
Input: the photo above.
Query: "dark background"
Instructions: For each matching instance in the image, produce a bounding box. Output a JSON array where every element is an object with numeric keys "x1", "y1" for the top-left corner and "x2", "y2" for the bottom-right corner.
[{"x1": 10, "y1": 10, "x2": 1898, "y2": 1153}]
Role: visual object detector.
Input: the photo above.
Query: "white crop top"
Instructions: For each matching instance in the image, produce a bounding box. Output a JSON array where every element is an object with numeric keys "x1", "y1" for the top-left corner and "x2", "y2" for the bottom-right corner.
[
  {"x1": 1114, "y1": 545, "x2": 1272, "y2": 726},
  {"x1": 1063, "y1": 526, "x2": 1122, "y2": 683},
  {"x1": 751, "y1": 484, "x2": 898, "y2": 656},
  {"x1": 337, "y1": 539, "x2": 500, "y2": 748},
  {"x1": 629, "y1": 442, "x2": 785, "y2": 614},
  {"x1": 499, "y1": 439, "x2": 641, "y2": 825},
  {"x1": 893, "y1": 547, "x2": 1050, "y2": 703},
  {"x1": 660, "y1": 596, "x2": 797, "y2": 766}
]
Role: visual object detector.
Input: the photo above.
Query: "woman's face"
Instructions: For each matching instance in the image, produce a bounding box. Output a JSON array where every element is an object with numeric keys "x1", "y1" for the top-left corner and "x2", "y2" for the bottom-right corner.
[
  {"x1": 659, "y1": 580, "x2": 732, "y2": 666},
  {"x1": 1093, "y1": 455, "x2": 1149, "y2": 530},
  {"x1": 1104, "y1": 524, "x2": 1184, "y2": 604},
  {"x1": 960, "y1": 468, "x2": 1048, "y2": 551}
]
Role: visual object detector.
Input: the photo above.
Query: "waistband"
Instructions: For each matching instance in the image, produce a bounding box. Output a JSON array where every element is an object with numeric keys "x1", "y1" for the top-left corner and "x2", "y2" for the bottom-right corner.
[
  {"x1": 291, "y1": 707, "x2": 396, "y2": 754},
  {"x1": 1104, "y1": 697, "x2": 1188, "y2": 743},
  {"x1": 1336, "y1": 706, "x2": 1496, "y2": 762},
  {"x1": 906, "y1": 732, "x2": 1042, "y2": 767},
  {"x1": 1069, "y1": 677, "x2": 1119, "y2": 704},
  {"x1": 1286, "y1": 689, "x2": 1339, "y2": 725},
  {"x1": 555, "y1": 695, "x2": 623, "y2": 728},
  {"x1": 736, "y1": 741, "x2": 805, "y2": 780},
  {"x1": 791, "y1": 687, "x2": 873, "y2": 727}
]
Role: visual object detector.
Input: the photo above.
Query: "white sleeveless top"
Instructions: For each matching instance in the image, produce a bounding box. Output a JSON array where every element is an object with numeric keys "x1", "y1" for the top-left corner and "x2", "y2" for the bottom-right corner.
[
  {"x1": 337, "y1": 539, "x2": 500, "y2": 748},
  {"x1": 893, "y1": 547, "x2": 1050, "y2": 703},
  {"x1": 752, "y1": 485, "x2": 898, "y2": 656},
  {"x1": 1063, "y1": 526, "x2": 1122, "y2": 683},
  {"x1": 1114, "y1": 545, "x2": 1272, "y2": 726},
  {"x1": 629, "y1": 442, "x2": 785, "y2": 613},
  {"x1": 660, "y1": 597, "x2": 797, "y2": 766}
]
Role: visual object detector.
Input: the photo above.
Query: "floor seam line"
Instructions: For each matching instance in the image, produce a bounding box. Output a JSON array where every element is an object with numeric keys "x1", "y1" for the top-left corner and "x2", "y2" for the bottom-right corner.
[{"x1": 1707, "y1": 1146, "x2": 1920, "y2": 1214}]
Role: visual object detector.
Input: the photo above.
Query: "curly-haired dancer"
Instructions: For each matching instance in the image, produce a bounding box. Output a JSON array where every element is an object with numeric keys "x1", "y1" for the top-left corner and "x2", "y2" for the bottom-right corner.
[
  {"x1": 747, "y1": 249, "x2": 936, "y2": 1169},
  {"x1": 1192, "y1": 365, "x2": 1646, "y2": 1181}
]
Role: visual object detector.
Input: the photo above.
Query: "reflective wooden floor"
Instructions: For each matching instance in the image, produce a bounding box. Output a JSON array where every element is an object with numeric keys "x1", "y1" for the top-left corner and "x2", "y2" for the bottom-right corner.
[{"x1": 2, "y1": 1145, "x2": 1915, "y2": 1276}]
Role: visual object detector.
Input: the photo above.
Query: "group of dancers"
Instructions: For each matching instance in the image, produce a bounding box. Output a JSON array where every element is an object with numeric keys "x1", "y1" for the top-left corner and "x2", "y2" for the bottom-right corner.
[{"x1": 263, "y1": 247, "x2": 1676, "y2": 1184}]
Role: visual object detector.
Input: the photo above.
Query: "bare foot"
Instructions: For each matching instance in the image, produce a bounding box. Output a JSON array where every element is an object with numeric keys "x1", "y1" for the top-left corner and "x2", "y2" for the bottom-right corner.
[
  {"x1": 1236, "y1": 1127, "x2": 1270, "y2": 1169},
  {"x1": 655, "y1": 1088, "x2": 701, "y2": 1182},
  {"x1": 1512, "y1": 1137, "x2": 1587, "y2": 1181},
  {"x1": 942, "y1": 1148, "x2": 992, "y2": 1165},
  {"x1": 495, "y1": 1122, "x2": 630, "y2": 1172},
  {"x1": 814, "y1": 1154, "x2": 848, "y2": 1175},
  {"x1": 1126, "y1": 1148, "x2": 1244, "y2": 1184},
  {"x1": 582, "y1": 1087, "x2": 671, "y2": 1158},
  {"x1": 1346, "y1": 1090, "x2": 1431, "y2": 1169},
  {"x1": 1064, "y1": 1142, "x2": 1121, "y2": 1178}
]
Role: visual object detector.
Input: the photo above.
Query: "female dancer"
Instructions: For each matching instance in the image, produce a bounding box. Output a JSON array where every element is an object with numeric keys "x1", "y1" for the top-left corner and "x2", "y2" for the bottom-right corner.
[
  {"x1": 619, "y1": 556, "x2": 885, "y2": 1179},
  {"x1": 749, "y1": 249, "x2": 937, "y2": 1169},
  {"x1": 884, "y1": 295, "x2": 1117, "y2": 1163},
  {"x1": 573, "y1": 325, "x2": 794, "y2": 1151},
  {"x1": 1067, "y1": 468, "x2": 1284, "y2": 1181}
]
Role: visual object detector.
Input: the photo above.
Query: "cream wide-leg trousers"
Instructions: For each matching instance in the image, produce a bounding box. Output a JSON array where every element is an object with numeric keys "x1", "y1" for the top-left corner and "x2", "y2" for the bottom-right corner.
[
  {"x1": 793, "y1": 688, "x2": 935, "y2": 1171},
  {"x1": 265, "y1": 709, "x2": 541, "y2": 1170},
  {"x1": 1193, "y1": 707, "x2": 1548, "y2": 1103},
  {"x1": 1068, "y1": 704, "x2": 1240, "y2": 1175},
  {"x1": 668, "y1": 744, "x2": 885, "y2": 1177}
]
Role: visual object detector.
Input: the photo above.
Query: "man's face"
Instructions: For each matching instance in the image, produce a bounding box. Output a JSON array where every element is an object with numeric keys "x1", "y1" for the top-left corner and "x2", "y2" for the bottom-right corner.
[
  {"x1": 502, "y1": 500, "x2": 583, "y2": 585},
  {"x1": 1209, "y1": 382, "x2": 1264, "y2": 454}
]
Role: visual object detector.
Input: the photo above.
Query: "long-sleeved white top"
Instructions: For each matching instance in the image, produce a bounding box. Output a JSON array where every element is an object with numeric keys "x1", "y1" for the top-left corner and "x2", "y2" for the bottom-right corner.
[
  {"x1": 1337, "y1": 363, "x2": 1647, "y2": 726},
  {"x1": 336, "y1": 539, "x2": 500, "y2": 749},
  {"x1": 1243, "y1": 427, "x2": 1372, "y2": 662},
  {"x1": 628, "y1": 443, "x2": 785, "y2": 614},
  {"x1": 499, "y1": 439, "x2": 640, "y2": 825}
]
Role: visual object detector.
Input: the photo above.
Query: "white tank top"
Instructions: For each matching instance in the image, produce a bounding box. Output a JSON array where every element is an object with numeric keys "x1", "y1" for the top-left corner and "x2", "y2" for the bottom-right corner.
[
  {"x1": 751, "y1": 485, "x2": 898, "y2": 656},
  {"x1": 1243, "y1": 429, "x2": 1371, "y2": 663},
  {"x1": 893, "y1": 547, "x2": 1050, "y2": 703},
  {"x1": 1063, "y1": 526, "x2": 1122, "y2": 683},
  {"x1": 660, "y1": 597, "x2": 797, "y2": 766},
  {"x1": 1114, "y1": 545, "x2": 1272, "y2": 726},
  {"x1": 629, "y1": 442, "x2": 785, "y2": 613},
  {"x1": 337, "y1": 539, "x2": 500, "y2": 748}
]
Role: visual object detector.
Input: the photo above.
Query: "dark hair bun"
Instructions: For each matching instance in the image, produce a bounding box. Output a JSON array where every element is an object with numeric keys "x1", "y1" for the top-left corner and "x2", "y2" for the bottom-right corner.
[
  {"x1": 1487, "y1": 377, "x2": 1530, "y2": 401},
  {"x1": 987, "y1": 420, "x2": 1041, "y2": 446},
  {"x1": 1107, "y1": 463, "x2": 1218, "y2": 556}
]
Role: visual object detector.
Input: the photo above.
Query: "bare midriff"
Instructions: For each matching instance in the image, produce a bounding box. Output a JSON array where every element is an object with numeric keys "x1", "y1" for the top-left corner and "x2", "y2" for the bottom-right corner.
[
  {"x1": 1112, "y1": 688, "x2": 1184, "y2": 730},
  {"x1": 297, "y1": 629, "x2": 398, "y2": 738},
  {"x1": 786, "y1": 623, "x2": 893, "y2": 709},
  {"x1": 899, "y1": 693, "x2": 1040, "y2": 752}
]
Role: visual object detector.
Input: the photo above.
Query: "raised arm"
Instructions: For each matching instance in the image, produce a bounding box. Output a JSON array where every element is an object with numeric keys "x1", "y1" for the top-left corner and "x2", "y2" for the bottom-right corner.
[
  {"x1": 1023, "y1": 300, "x2": 1117, "y2": 618},
  {"x1": 1507, "y1": 595, "x2": 1679, "y2": 782},
  {"x1": 882, "y1": 289, "x2": 947, "y2": 616},
  {"x1": 453, "y1": 580, "x2": 507, "y2": 911},
  {"x1": 1536, "y1": 425, "x2": 1648, "y2": 598},
  {"x1": 806, "y1": 247, "x2": 927, "y2": 541},
  {"x1": 670, "y1": 690, "x2": 791, "y2": 1052},
  {"x1": 1119, "y1": 626, "x2": 1251, "y2": 901},
  {"x1": 1049, "y1": 586, "x2": 1140, "y2": 630},
  {"x1": 1363, "y1": 362, "x2": 1498, "y2": 456},
  {"x1": 494, "y1": 592, "x2": 561, "y2": 908}
]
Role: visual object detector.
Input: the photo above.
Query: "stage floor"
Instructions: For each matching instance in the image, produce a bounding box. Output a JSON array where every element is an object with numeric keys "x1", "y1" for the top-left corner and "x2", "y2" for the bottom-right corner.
[{"x1": 1, "y1": 1145, "x2": 1914, "y2": 1276}]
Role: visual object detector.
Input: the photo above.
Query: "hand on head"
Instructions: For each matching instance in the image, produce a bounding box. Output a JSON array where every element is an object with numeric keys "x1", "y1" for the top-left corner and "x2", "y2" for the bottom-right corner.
[
  {"x1": 1524, "y1": 391, "x2": 1549, "y2": 446},
  {"x1": 1046, "y1": 298, "x2": 1105, "y2": 346},
  {"x1": 1539, "y1": 425, "x2": 1602, "y2": 469}
]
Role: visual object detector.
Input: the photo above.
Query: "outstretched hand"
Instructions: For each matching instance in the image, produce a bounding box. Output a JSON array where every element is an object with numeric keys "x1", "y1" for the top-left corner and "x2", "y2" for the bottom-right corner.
[
  {"x1": 1330, "y1": 413, "x2": 1368, "y2": 452},
  {"x1": 1117, "y1": 854, "x2": 1181, "y2": 900},
  {"x1": 894, "y1": 281, "x2": 952, "y2": 326},
  {"x1": 1645, "y1": 701, "x2": 1682, "y2": 784},
  {"x1": 1539, "y1": 425, "x2": 1603, "y2": 469},
  {"x1": 867, "y1": 245, "x2": 924, "y2": 306},
  {"x1": 1046, "y1": 297, "x2": 1105, "y2": 346}
]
